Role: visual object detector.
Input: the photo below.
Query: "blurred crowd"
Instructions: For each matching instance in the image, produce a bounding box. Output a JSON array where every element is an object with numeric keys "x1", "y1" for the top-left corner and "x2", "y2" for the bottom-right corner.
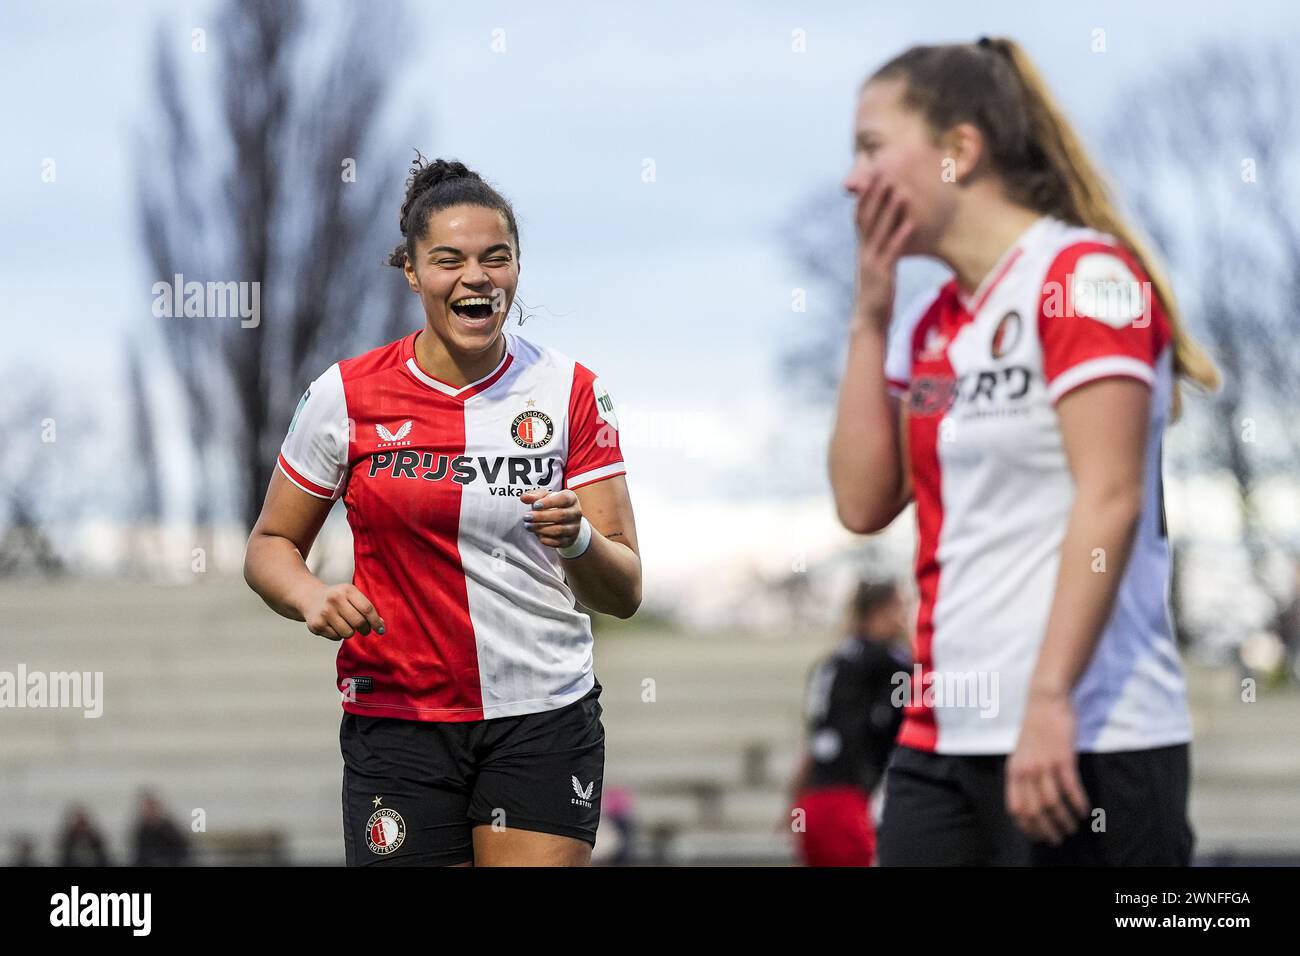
[{"x1": 9, "y1": 790, "x2": 189, "y2": 867}]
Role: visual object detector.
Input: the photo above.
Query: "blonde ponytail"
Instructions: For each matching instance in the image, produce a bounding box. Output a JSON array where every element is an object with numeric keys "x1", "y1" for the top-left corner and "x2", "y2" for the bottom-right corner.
[
  {"x1": 872, "y1": 38, "x2": 1221, "y2": 420},
  {"x1": 988, "y1": 37, "x2": 1221, "y2": 419}
]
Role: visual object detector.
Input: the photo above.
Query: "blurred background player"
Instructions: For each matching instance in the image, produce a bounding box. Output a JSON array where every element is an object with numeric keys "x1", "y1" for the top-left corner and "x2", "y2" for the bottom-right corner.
[
  {"x1": 244, "y1": 156, "x2": 640, "y2": 867},
  {"x1": 828, "y1": 36, "x2": 1220, "y2": 865},
  {"x1": 787, "y1": 579, "x2": 910, "y2": 866},
  {"x1": 130, "y1": 789, "x2": 191, "y2": 867},
  {"x1": 57, "y1": 805, "x2": 112, "y2": 867}
]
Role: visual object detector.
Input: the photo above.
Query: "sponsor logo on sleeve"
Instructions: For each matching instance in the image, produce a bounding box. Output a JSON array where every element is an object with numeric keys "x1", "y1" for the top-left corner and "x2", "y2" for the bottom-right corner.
[
  {"x1": 592, "y1": 378, "x2": 618, "y2": 430},
  {"x1": 1068, "y1": 253, "x2": 1149, "y2": 328},
  {"x1": 288, "y1": 389, "x2": 309, "y2": 434}
]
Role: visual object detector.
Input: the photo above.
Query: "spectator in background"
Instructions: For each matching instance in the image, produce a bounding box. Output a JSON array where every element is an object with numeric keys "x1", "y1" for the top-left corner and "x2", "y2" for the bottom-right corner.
[
  {"x1": 1273, "y1": 558, "x2": 1300, "y2": 684},
  {"x1": 58, "y1": 805, "x2": 112, "y2": 866},
  {"x1": 131, "y1": 789, "x2": 191, "y2": 866},
  {"x1": 786, "y1": 579, "x2": 910, "y2": 866},
  {"x1": 591, "y1": 785, "x2": 637, "y2": 866},
  {"x1": 9, "y1": 835, "x2": 38, "y2": 866}
]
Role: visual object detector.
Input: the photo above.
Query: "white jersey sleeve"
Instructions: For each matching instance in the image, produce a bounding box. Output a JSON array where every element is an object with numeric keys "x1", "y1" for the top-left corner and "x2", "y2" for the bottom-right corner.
[
  {"x1": 884, "y1": 285, "x2": 943, "y2": 398},
  {"x1": 277, "y1": 363, "x2": 349, "y2": 500}
]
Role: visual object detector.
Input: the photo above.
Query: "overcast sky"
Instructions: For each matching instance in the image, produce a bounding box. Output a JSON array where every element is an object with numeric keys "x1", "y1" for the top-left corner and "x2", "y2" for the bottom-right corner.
[{"x1": 3, "y1": 0, "x2": 1298, "y2": 619}]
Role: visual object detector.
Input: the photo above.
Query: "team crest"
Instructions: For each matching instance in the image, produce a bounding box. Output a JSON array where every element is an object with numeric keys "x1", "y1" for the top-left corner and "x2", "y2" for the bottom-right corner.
[
  {"x1": 366, "y1": 806, "x2": 406, "y2": 855},
  {"x1": 991, "y1": 310, "x2": 1022, "y2": 359},
  {"x1": 511, "y1": 409, "x2": 554, "y2": 449}
]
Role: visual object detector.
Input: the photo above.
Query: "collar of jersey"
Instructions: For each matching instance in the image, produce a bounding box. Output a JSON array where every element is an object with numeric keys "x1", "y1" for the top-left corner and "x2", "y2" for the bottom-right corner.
[
  {"x1": 955, "y1": 214, "x2": 1053, "y2": 314},
  {"x1": 402, "y1": 329, "x2": 515, "y2": 401}
]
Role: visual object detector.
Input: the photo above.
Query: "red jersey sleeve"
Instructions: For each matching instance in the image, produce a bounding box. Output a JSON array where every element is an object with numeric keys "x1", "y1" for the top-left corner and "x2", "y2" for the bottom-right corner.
[
  {"x1": 1038, "y1": 241, "x2": 1172, "y2": 404},
  {"x1": 564, "y1": 362, "x2": 626, "y2": 490}
]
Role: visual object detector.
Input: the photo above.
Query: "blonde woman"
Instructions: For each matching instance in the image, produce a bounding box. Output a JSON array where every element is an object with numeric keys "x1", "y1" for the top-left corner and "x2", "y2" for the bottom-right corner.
[{"x1": 828, "y1": 37, "x2": 1219, "y2": 865}]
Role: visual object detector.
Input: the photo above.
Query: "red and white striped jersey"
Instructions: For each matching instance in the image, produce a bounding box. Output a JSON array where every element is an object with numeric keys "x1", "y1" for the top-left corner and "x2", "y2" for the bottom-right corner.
[
  {"x1": 278, "y1": 329, "x2": 626, "y2": 721},
  {"x1": 884, "y1": 215, "x2": 1191, "y2": 755}
]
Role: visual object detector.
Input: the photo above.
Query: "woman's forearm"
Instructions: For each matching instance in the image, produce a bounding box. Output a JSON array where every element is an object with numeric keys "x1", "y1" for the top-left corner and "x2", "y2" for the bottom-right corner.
[
  {"x1": 1030, "y1": 490, "x2": 1144, "y2": 697},
  {"x1": 561, "y1": 531, "x2": 641, "y2": 619},
  {"x1": 828, "y1": 321, "x2": 906, "y2": 533},
  {"x1": 244, "y1": 533, "x2": 325, "y2": 622}
]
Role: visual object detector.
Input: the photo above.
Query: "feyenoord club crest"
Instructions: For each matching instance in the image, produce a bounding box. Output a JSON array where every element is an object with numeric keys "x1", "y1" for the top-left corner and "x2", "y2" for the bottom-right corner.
[
  {"x1": 511, "y1": 408, "x2": 554, "y2": 449},
  {"x1": 366, "y1": 806, "x2": 406, "y2": 855},
  {"x1": 991, "y1": 310, "x2": 1022, "y2": 359}
]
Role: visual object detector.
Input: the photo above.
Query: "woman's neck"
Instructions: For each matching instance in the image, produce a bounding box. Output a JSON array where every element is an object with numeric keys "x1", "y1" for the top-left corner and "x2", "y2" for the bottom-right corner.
[
  {"x1": 935, "y1": 197, "x2": 1044, "y2": 297},
  {"x1": 413, "y1": 326, "x2": 506, "y2": 389}
]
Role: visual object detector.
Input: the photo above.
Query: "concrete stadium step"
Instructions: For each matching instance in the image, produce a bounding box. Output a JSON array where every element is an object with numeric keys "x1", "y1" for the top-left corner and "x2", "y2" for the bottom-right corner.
[
  {"x1": 0, "y1": 749, "x2": 339, "y2": 796},
  {"x1": 4, "y1": 578, "x2": 1297, "y2": 865},
  {"x1": 1, "y1": 724, "x2": 335, "y2": 758},
  {"x1": 656, "y1": 829, "x2": 796, "y2": 865},
  {"x1": 4, "y1": 782, "x2": 340, "y2": 828},
  {"x1": 606, "y1": 750, "x2": 799, "y2": 786}
]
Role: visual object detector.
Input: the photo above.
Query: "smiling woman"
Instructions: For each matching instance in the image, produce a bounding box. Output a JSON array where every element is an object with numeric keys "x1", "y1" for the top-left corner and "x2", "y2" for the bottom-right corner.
[
  {"x1": 389, "y1": 156, "x2": 524, "y2": 371},
  {"x1": 243, "y1": 153, "x2": 642, "y2": 868}
]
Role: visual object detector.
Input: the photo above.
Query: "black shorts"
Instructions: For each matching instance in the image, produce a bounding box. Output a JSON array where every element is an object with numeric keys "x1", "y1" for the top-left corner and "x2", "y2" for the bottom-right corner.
[
  {"x1": 340, "y1": 680, "x2": 605, "y2": 866},
  {"x1": 877, "y1": 742, "x2": 1194, "y2": 866}
]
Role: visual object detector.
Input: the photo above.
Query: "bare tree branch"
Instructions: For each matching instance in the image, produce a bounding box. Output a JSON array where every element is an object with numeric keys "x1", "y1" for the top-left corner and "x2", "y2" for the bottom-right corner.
[{"x1": 133, "y1": 0, "x2": 419, "y2": 537}]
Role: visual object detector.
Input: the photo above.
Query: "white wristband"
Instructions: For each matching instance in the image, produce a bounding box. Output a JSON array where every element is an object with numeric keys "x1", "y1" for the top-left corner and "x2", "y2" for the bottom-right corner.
[{"x1": 557, "y1": 516, "x2": 593, "y2": 559}]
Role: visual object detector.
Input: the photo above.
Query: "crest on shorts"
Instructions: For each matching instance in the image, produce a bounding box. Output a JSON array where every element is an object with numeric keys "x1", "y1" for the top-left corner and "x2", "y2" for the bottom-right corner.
[{"x1": 366, "y1": 804, "x2": 406, "y2": 855}]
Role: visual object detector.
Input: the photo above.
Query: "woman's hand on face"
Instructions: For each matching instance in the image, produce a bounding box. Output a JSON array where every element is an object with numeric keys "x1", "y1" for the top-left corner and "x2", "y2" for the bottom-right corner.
[
  {"x1": 852, "y1": 171, "x2": 914, "y2": 331},
  {"x1": 1006, "y1": 687, "x2": 1091, "y2": 846},
  {"x1": 520, "y1": 489, "x2": 583, "y2": 550},
  {"x1": 300, "y1": 582, "x2": 385, "y2": 641}
]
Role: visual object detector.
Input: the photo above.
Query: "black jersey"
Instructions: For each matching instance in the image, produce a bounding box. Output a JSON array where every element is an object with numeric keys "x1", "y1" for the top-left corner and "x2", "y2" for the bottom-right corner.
[{"x1": 803, "y1": 637, "x2": 908, "y2": 792}]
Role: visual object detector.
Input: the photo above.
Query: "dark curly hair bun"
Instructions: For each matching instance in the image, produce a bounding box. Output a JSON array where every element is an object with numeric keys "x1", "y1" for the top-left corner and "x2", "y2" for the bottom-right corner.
[{"x1": 388, "y1": 151, "x2": 519, "y2": 268}]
